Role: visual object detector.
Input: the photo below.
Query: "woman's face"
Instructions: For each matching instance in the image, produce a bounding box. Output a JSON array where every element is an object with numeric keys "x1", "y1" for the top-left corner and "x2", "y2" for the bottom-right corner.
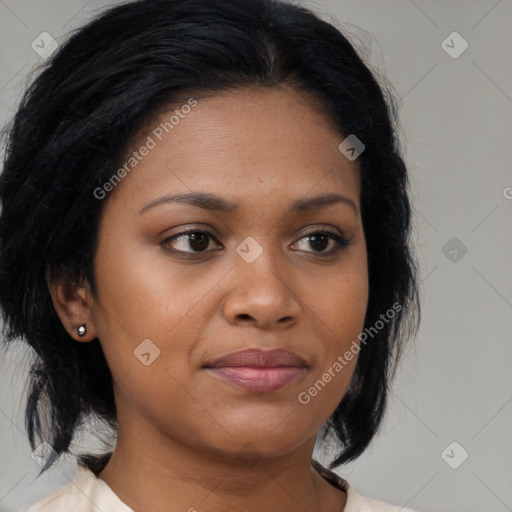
[{"x1": 87, "y1": 85, "x2": 368, "y2": 460}]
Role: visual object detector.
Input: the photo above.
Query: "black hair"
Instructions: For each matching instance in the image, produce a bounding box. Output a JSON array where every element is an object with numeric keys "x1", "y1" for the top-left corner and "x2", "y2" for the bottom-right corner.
[{"x1": 0, "y1": 0, "x2": 420, "y2": 476}]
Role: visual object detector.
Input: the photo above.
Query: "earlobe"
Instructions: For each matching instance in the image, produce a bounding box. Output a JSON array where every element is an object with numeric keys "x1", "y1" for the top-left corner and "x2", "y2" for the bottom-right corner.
[
  {"x1": 46, "y1": 270, "x2": 98, "y2": 342},
  {"x1": 77, "y1": 324, "x2": 87, "y2": 337}
]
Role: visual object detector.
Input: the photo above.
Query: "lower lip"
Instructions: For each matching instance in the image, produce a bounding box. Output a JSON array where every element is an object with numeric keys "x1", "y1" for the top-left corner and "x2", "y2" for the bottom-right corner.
[{"x1": 206, "y1": 366, "x2": 306, "y2": 392}]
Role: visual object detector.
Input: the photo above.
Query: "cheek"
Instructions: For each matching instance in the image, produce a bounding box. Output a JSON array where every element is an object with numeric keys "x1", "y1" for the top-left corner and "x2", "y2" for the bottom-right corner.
[
  {"x1": 297, "y1": 293, "x2": 365, "y2": 417},
  {"x1": 304, "y1": 261, "x2": 368, "y2": 345},
  {"x1": 91, "y1": 229, "x2": 214, "y2": 340},
  {"x1": 90, "y1": 232, "x2": 229, "y2": 396},
  {"x1": 301, "y1": 261, "x2": 368, "y2": 401}
]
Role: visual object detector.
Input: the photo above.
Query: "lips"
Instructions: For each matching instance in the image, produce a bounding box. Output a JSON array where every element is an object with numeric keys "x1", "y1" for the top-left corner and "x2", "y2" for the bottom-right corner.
[
  {"x1": 205, "y1": 348, "x2": 308, "y2": 369},
  {"x1": 204, "y1": 348, "x2": 308, "y2": 393}
]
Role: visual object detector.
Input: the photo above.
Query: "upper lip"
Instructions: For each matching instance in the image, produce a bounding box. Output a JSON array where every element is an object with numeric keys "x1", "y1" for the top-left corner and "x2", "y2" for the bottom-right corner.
[{"x1": 205, "y1": 348, "x2": 308, "y2": 368}]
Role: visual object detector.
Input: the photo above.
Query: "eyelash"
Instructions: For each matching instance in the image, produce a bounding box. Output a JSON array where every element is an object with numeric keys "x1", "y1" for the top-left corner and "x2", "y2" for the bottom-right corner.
[{"x1": 161, "y1": 227, "x2": 350, "y2": 257}]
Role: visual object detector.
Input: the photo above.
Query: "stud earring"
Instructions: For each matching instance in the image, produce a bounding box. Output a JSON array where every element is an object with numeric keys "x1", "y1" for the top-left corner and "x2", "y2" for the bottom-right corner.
[{"x1": 77, "y1": 324, "x2": 87, "y2": 337}]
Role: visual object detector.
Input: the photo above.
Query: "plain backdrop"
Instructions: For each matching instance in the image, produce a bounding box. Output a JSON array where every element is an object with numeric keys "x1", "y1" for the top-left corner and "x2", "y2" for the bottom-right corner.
[{"x1": 1, "y1": 1, "x2": 511, "y2": 511}]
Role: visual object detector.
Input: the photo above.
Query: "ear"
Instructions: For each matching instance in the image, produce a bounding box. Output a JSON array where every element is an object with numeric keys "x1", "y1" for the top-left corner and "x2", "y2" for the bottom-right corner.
[{"x1": 46, "y1": 269, "x2": 98, "y2": 342}]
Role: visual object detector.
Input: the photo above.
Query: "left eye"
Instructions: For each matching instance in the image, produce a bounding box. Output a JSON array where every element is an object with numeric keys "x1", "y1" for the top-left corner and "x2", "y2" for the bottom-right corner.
[
  {"x1": 161, "y1": 229, "x2": 349, "y2": 255},
  {"x1": 293, "y1": 231, "x2": 349, "y2": 254}
]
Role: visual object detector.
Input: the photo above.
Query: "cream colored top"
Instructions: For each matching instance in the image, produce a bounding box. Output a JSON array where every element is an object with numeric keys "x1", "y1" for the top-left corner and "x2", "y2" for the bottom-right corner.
[{"x1": 25, "y1": 460, "x2": 418, "y2": 512}]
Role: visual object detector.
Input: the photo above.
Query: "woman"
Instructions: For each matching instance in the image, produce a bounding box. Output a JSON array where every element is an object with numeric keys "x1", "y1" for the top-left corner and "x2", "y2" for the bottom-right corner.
[{"x1": 0, "y1": 0, "x2": 421, "y2": 510}]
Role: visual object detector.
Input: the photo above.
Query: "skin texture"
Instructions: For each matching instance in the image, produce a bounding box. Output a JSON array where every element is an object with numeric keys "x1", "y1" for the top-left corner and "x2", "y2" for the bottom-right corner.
[{"x1": 48, "y1": 84, "x2": 369, "y2": 512}]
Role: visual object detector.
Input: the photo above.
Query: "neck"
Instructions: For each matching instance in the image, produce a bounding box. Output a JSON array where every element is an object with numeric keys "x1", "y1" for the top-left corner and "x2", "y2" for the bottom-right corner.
[{"x1": 97, "y1": 422, "x2": 346, "y2": 512}]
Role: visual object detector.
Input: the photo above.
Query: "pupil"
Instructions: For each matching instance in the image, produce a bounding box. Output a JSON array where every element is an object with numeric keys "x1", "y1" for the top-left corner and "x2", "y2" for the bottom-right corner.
[
  {"x1": 190, "y1": 233, "x2": 208, "y2": 251},
  {"x1": 310, "y1": 234, "x2": 328, "y2": 251}
]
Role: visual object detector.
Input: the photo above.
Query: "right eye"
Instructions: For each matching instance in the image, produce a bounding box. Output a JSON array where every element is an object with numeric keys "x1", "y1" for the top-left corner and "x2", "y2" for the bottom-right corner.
[{"x1": 161, "y1": 229, "x2": 221, "y2": 254}]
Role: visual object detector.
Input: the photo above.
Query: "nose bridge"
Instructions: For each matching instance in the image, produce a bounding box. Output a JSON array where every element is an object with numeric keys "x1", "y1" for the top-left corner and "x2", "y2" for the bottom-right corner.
[
  {"x1": 235, "y1": 233, "x2": 285, "y2": 287},
  {"x1": 223, "y1": 233, "x2": 301, "y2": 326}
]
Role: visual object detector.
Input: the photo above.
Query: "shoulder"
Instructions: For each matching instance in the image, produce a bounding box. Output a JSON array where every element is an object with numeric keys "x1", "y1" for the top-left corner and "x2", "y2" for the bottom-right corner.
[
  {"x1": 24, "y1": 476, "x2": 86, "y2": 512},
  {"x1": 349, "y1": 491, "x2": 417, "y2": 512},
  {"x1": 311, "y1": 459, "x2": 418, "y2": 512},
  {"x1": 24, "y1": 463, "x2": 134, "y2": 512}
]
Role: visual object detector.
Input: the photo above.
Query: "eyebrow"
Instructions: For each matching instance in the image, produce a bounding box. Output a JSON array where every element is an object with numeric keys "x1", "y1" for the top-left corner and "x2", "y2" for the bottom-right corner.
[{"x1": 138, "y1": 192, "x2": 359, "y2": 216}]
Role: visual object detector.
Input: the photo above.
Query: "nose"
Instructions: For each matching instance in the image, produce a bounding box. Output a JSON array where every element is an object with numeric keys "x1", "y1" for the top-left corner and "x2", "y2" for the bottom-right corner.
[{"x1": 222, "y1": 245, "x2": 302, "y2": 330}]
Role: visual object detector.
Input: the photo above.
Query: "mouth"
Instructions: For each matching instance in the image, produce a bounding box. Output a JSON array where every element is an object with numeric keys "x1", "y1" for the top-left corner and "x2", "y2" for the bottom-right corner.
[
  {"x1": 203, "y1": 348, "x2": 308, "y2": 393},
  {"x1": 205, "y1": 366, "x2": 306, "y2": 392}
]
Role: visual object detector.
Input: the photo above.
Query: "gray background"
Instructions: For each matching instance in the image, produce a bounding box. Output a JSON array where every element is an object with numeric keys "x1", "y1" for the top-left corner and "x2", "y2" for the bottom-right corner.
[{"x1": 1, "y1": 1, "x2": 511, "y2": 511}]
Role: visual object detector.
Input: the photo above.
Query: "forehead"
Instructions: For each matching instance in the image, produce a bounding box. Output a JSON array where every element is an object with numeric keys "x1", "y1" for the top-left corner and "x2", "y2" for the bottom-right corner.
[{"x1": 106, "y1": 85, "x2": 361, "y2": 212}]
